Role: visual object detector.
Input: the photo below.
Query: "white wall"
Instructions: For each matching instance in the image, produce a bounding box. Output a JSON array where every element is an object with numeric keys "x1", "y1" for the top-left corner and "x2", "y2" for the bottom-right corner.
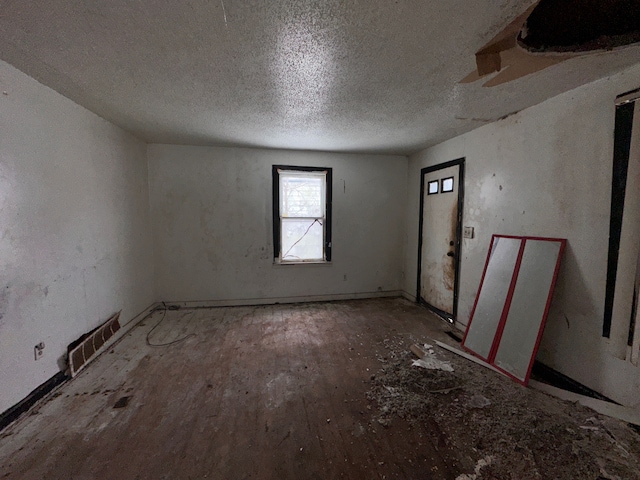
[
  {"x1": 0, "y1": 61, "x2": 154, "y2": 413},
  {"x1": 404, "y1": 63, "x2": 640, "y2": 407},
  {"x1": 148, "y1": 145, "x2": 407, "y2": 303}
]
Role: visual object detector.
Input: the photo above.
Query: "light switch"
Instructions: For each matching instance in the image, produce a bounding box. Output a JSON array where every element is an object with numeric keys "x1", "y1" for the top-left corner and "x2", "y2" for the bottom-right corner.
[{"x1": 463, "y1": 226, "x2": 474, "y2": 239}]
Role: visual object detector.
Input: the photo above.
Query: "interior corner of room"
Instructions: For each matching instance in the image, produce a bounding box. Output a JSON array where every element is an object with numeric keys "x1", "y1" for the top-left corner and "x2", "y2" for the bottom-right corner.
[{"x1": 1, "y1": 0, "x2": 640, "y2": 476}]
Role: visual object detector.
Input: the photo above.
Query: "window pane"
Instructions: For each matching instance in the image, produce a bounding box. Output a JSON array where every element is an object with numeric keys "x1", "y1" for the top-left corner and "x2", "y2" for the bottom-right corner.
[
  {"x1": 428, "y1": 180, "x2": 439, "y2": 194},
  {"x1": 281, "y1": 218, "x2": 323, "y2": 261},
  {"x1": 442, "y1": 177, "x2": 454, "y2": 192},
  {"x1": 280, "y1": 173, "x2": 325, "y2": 218}
]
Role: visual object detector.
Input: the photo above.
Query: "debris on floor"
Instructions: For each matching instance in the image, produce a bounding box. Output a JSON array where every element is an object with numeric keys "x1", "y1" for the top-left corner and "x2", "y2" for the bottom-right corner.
[
  {"x1": 410, "y1": 343, "x2": 454, "y2": 372},
  {"x1": 530, "y1": 379, "x2": 640, "y2": 427},
  {"x1": 411, "y1": 357, "x2": 454, "y2": 372},
  {"x1": 368, "y1": 336, "x2": 640, "y2": 480},
  {"x1": 1, "y1": 298, "x2": 639, "y2": 479},
  {"x1": 112, "y1": 395, "x2": 132, "y2": 409},
  {"x1": 455, "y1": 455, "x2": 494, "y2": 480},
  {"x1": 467, "y1": 394, "x2": 491, "y2": 409}
]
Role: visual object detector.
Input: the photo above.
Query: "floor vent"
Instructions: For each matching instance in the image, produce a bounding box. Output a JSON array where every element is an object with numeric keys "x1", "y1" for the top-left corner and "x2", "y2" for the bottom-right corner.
[{"x1": 68, "y1": 311, "x2": 121, "y2": 377}]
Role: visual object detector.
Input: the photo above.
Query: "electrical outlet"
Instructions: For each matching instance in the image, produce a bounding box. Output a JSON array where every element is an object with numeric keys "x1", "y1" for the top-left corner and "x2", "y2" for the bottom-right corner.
[
  {"x1": 463, "y1": 226, "x2": 474, "y2": 239},
  {"x1": 34, "y1": 342, "x2": 45, "y2": 361}
]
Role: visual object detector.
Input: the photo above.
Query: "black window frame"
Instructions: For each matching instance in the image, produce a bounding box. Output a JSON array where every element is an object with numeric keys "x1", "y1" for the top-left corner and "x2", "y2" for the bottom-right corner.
[
  {"x1": 272, "y1": 165, "x2": 332, "y2": 263},
  {"x1": 441, "y1": 176, "x2": 455, "y2": 193},
  {"x1": 427, "y1": 180, "x2": 439, "y2": 195}
]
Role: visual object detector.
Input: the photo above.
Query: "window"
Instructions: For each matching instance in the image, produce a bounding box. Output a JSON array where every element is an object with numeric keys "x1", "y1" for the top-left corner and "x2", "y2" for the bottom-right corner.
[
  {"x1": 427, "y1": 180, "x2": 439, "y2": 195},
  {"x1": 441, "y1": 176, "x2": 454, "y2": 193},
  {"x1": 272, "y1": 165, "x2": 332, "y2": 263}
]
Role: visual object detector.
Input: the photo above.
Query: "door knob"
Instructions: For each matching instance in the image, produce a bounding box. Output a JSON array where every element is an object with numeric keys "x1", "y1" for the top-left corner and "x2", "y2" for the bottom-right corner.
[{"x1": 447, "y1": 251, "x2": 455, "y2": 257}]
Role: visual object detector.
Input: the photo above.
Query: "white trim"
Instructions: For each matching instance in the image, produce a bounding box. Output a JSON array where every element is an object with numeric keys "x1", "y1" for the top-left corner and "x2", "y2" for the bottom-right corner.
[
  {"x1": 120, "y1": 302, "x2": 161, "y2": 328},
  {"x1": 161, "y1": 291, "x2": 404, "y2": 309},
  {"x1": 434, "y1": 340, "x2": 506, "y2": 376},
  {"x1": 453, "y1": 320, "x2": 467, "y2": 332},
  {"x1": 401, "y1": 290, "x2": 416, "y2": 302},
  {"x1": 272, "y1": 260, "x2": 331, "y2": 267},
  {"x1": 529, "y1": 380, "x2": 640, "y2": 424}
]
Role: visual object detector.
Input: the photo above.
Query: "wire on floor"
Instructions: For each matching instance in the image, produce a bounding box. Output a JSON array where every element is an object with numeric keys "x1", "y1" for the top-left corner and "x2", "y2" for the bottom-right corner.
[{"x1": 146, "y1": 302, "x2": 196, "y2": 347}]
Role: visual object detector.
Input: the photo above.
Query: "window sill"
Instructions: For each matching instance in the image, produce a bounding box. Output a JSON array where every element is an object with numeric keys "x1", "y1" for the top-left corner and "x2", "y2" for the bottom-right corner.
[{"x1": 272, "y1": 260, "x2": 332, "y2": 267}]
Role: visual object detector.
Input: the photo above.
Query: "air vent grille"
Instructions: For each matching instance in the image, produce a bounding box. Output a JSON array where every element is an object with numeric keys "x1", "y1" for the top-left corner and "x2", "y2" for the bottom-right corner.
[{"x1": 68, "y1": 311, "x2": 121, "y2": 377}]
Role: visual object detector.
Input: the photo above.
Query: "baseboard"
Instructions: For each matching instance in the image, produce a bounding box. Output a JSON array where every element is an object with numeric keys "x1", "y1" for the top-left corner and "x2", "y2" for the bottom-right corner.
[
  {"x1": 401, "y1": 291, "x2": 417, "y2": 302},
  {"x1": 453, "y1": 320, "x2": 467, "y2": 332},
  {"x1": 529, "y1": 380, "x2": 640, "y2": 426},
  {"x1": 0, "y1": 302, "x2": 158, "y2": 433},
  {"x1": 531, "y1": 361, "x2": 615, "y2": 403},
  {"x1": 0, "y1": 372, "x2": 67, "y2": 432},
  {"x1": 408, "y1": 293, "x2": 466, "y2": 331},
  {"x1": 107, "y1": 302, "x2": 159, "y2": 339},
  {"x1": 161, "y1": 290, "x2": 404, "y2": 309},
  {"x1": 121, "y1": 302, "x2": 161, "y2": 329}
]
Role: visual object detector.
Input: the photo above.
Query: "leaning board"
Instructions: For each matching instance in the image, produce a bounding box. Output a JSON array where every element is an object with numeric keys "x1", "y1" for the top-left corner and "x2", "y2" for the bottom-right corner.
[{"x1": 462, "y1": 235, "x2": 566, "y2": 385}]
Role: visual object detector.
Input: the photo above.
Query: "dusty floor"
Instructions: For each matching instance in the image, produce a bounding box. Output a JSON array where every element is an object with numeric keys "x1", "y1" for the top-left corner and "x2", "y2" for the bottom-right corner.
[{"x1": 0, "y1": 298, "x2": 639, "y2": 479}]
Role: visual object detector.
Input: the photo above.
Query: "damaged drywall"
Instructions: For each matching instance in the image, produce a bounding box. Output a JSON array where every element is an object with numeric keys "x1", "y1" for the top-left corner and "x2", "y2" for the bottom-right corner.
[
  {"x1": 463, "y1": 0, "x2": 640, "y2": 87},
  {"x1": 406, "y1": 61, "x2": 640, "y2": 406},
  {"x1": 520, "y1": 0, "x2": 640, "y2": 53}
]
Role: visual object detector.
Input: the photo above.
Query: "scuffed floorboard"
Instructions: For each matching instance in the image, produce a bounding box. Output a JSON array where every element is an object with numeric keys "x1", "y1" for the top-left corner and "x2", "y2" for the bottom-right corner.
[{"x1": 0, "y1": 298, "x2": 639, "y2": 479}]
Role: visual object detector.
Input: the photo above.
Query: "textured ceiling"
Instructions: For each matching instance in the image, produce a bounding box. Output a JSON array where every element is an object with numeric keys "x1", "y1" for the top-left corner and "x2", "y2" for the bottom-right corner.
[{"x1": 1, "y1": 0, "x2": 639, "y2": 154}]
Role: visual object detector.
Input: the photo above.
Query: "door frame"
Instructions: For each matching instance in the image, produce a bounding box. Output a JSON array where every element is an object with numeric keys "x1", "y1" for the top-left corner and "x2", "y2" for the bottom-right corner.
[
  {"x1": 603, "y1": 99, "x2": 634, "y2": 339},
  {"x1": 416, "y1": 157, "x2": 465, "y2": 322}
]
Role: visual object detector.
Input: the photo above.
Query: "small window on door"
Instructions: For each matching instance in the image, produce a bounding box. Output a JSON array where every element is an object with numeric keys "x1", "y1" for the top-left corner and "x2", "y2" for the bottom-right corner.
[
  {"x1": 441, "y1": 177, "x2": 454, "y2": 193},
  {"x1": 273, "y1": 165, "x2": 332, "y2": 263},
  {"x1": 428, "y1": 180, "x2": 439, "y2": 195}
]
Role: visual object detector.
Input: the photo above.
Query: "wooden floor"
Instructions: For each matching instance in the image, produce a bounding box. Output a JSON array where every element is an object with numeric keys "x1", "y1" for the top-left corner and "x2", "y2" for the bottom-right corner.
[
  {"x1": 3, "y1": 298, "x2": 640, "y2": 479},
  {"x1": 0, "y1": 298, "x2": 459, "y2": 480}
]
